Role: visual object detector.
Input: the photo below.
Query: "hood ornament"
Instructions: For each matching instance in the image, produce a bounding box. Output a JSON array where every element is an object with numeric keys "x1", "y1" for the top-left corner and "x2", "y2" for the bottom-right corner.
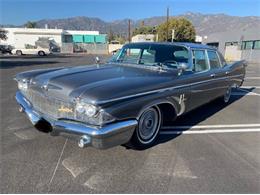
[
  {"x1": 41, "y1": 84, "x2": 48, "y2": 91},
  {"x1": 58, "y1": 106, "x2": 73, "y2": 113}
]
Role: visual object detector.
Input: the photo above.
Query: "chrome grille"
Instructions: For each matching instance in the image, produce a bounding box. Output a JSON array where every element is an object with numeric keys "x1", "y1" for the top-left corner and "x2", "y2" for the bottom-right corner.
[{"x1": 23, "y1": 89, "x2": 75, "y2": 119}]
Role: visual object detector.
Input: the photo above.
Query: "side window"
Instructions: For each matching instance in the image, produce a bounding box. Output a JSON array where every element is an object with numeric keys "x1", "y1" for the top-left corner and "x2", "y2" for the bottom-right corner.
[
  {"x1": 207, "y1": 50, "x2": 221, "y2": 69},
  {"x1": 192, "y1": 50, "x2": 209, "y2": 72}
]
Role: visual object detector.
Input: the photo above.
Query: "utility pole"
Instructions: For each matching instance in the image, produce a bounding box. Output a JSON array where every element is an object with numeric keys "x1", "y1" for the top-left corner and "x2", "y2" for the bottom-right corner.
[
  {"x1": 171, "y1": 29, "x2": 175, "y2": 42},
  {"x1": 128, "y1": 19, "x2": 131, "y2": 43},
  {"x1": 166, "y1": 6, "x2": 169, "y2": 42},
  {"x1": 109, "y1": 25, "x2": 113, "y2": 43}
]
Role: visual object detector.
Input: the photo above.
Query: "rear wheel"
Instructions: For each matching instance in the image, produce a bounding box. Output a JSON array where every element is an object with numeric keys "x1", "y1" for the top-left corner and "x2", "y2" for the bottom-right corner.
[
  {"x1": 127, "y1": 106, "x2": 162, "y2": 149},
  {"x1": 16, "y1": 50, "x2": 22, "y2": 55},
  {"x1": 223, "y1": 86, "x2": 232, "y2": 103},
  {"x1": 38, "y1": 51, "x2": 45, "y2": 56}
]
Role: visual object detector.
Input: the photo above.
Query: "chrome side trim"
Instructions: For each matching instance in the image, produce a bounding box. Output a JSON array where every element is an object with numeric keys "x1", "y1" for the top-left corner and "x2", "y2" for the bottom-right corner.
[{"x1": 96, "y1": 74, "x2": 245, "y2": 104}]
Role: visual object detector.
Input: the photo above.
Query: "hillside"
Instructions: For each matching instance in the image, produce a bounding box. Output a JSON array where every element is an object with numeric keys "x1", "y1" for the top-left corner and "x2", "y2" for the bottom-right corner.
[{"x1": 2, "y1": 12, "x2": 260, "y2": 36}]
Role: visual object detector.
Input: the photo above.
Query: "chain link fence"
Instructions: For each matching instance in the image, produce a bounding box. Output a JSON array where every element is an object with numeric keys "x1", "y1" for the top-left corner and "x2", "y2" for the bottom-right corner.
[{"x1": 61, "y1": 43, "x2": 108, "y2": 54}]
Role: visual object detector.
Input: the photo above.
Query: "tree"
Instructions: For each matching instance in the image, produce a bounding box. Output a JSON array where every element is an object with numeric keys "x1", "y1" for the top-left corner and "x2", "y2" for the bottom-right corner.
[
  {"x1": 116, "y1": 36, "x2": 126, "y2": 44},
  {"x1": 132, "y1": 26, "x2": 156, "y2": 36},
  {"x1": 157, "y1": 18, "x2": 196, "y2": 42},
  {"x1": 0, "y1": 28, "x2": 8, "y2": 40},
  {"x1": 25, "y1": 21, "x2": 37, "y2": 28}
]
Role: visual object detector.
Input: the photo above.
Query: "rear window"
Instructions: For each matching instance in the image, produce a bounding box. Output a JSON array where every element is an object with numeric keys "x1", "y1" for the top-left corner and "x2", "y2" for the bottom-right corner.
[{"x1": 217, "y1": 51, "x2": 227, "y2": 66}]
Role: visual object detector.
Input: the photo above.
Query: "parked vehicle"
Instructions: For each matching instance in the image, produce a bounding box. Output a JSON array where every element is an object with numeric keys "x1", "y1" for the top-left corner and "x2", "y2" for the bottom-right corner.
[
  {"x1": 0, "y1": 44, "x2": 13, "y2": 54},
  {"x1": 12, "y1": 47, "x2": 51, "y2": 56},
  {"x1": 15, "y1": 42, "x2": 246, "y2": 149}
]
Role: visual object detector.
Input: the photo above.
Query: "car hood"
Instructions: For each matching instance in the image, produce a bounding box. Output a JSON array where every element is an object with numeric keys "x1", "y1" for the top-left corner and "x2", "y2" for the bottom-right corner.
[{"x1": 31, "y1": 63, "x2": 179, "y2": 104}]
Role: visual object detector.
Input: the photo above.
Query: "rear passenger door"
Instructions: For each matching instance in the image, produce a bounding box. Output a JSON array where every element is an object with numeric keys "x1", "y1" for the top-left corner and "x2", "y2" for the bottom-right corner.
[{"x1": 207, "y1": 50, "x2": 228, "y2": 99}]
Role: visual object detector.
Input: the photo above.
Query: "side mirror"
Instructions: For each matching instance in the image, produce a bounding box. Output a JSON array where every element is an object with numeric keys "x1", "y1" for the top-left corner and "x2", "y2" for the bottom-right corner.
[
  {"x1": 95, "y1": 56, "x2": 100, "y2": 64},
  {"x1": 178, "y1": 63, "x2": 189, "y2": 75}
]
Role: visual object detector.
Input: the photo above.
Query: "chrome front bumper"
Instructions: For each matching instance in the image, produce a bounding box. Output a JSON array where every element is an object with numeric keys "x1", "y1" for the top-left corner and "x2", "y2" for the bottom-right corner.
[{"x1": 15, "y1": 91, "x2": 137, "y2": 149}]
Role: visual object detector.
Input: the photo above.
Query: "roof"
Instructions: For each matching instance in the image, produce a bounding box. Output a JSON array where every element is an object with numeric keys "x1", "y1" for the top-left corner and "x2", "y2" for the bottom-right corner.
[
  {"x1": 4, "y1": 28, "x2": 64, "y2": 35},
  {"x1": 126, "y1": 42, "x2": 215, "y2": 50},
  {"x1": 3, "y1": 28, "x2": 100, "y2": 36},
  {"x1": 64, "y1": 30, "x2": 99, "y2": 35}
]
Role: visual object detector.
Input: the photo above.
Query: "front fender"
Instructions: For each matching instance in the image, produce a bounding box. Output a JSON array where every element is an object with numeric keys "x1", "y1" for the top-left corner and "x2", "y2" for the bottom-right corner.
[{"x1": 104, "y1": 94, "x2": 181, "y2": 122}]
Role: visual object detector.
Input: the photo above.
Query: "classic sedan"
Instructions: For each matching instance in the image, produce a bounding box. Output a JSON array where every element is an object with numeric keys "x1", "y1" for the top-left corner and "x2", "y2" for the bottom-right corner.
[
  {"x1": 12, "y1": 47, "x2": 50, "y2": 56},
  {"x1": 15, "y1": 42, "x2": 246, "y2": 149}
]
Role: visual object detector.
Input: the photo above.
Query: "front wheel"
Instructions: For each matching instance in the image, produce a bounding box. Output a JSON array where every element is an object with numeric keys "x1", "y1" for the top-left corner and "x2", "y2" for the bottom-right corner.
[{"x1": 127, "y1": 106, "x2": 162, "y2": 149}]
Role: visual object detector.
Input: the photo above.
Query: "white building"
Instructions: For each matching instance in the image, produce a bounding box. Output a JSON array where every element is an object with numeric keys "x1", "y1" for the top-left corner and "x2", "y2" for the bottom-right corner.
[
  {"x1": 195, "y1": 35, "x2": 202, "y2": 43},
  {"x1": 0, "y1": 28, "x2": 100, "y2": 49},
  {"x1": 131, "y1": 34, "x2": 155, "y2": 43},
  {"x1": 202, "y1": 27, "x2": 260, "y2": 63}
]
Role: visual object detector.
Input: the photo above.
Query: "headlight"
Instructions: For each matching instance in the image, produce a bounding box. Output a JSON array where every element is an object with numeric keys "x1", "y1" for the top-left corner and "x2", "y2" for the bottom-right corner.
[
  {"x1": 75, "y1": 101, "x2": 115, "y2": 125},
  {"x1": 85, "y1": 104, "x2": 97, "y2": 117},
  {"x1": 18, "y1": 79, "x2": 29, "y2": 91},
  {"x1": 75, "y1": 102, "x2": 98, "y2": 117}
]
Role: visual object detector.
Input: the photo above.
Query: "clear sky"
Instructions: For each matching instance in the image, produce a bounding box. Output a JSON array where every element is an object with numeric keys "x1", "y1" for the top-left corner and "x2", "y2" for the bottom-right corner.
[{"x1": 1, "y1": 0, "x2": 260, "y2": 25}]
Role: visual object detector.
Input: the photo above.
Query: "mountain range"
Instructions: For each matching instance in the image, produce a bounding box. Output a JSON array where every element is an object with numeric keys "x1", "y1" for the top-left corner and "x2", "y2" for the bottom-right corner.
[{"x1": 2, "y1": 12, "x2": 260, "y2": 36}]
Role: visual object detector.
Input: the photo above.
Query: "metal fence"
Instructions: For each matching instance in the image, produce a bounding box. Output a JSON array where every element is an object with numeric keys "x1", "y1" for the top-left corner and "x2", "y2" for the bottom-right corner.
[
  {"x1": 61, "y1": 43, "x2": 73, "y2": 54},
  {"x1": 60, "y1": 43, "x2": 108, "y2": 54}
]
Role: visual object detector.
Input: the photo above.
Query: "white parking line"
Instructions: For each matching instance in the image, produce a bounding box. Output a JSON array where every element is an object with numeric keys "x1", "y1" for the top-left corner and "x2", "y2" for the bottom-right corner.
[
  {"x1": 161, "y1": 123, "x2": 260, "y2": 130},
  {"x1": 242, "y1": 86, "x2": 260, "y2": 89},
  {"x1": 245, "y1": 77, "x2": 260, "y2": 80},
  {"x1": 235, "y1": 88, "x2": 260, "y2": 96},
  {"x1": 160, "y1": 128, "x2": 260, "y2": 135},
  {"x1": 232, "y1": 92, "x2": 260, "y2": 96}
]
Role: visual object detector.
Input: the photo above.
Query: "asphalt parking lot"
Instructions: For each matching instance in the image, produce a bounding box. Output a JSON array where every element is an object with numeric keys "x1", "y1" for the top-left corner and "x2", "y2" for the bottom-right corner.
[{"x1": 1, "y1": 54, "x2": 260, "y2": 193}]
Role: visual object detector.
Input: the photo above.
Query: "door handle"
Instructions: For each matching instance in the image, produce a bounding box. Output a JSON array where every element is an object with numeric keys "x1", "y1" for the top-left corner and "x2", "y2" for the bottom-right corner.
[{"x1": 210, "y1": 74, "x2": 216, "y2": 78}]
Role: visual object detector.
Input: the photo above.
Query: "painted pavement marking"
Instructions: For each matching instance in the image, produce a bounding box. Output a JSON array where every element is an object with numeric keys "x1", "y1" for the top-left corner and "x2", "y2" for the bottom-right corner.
[{"x1": 160, "y1": 128, "x2": 260, "y2": 135}]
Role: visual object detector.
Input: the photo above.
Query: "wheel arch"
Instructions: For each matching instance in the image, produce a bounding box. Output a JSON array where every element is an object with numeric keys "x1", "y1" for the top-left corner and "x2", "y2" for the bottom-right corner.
[
  {"x1": 16, "y1": 50, "x2": 22, "y2": 55},
  {"x1": 38, "y1": 50, "x2": 45, "y2": 56},
  {"x1": 136, "y1": 99, "x2": 178, "y2": 125}
]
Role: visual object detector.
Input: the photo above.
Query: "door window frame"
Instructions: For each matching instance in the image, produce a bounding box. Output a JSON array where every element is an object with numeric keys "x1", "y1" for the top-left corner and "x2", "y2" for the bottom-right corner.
[
  {"x1": 191, "y1": 49, "x2": 210, "y2": 74},
  {"x1": 206, "y1": 49, "x2": 223, "y2": 70}
]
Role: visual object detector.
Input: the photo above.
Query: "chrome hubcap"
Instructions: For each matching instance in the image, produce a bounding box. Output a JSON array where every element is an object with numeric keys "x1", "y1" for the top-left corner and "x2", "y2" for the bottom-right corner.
[
  {"x1": 138, "y1": 107, "x2": 161, "y2": 144},
  {"x1": 224, "y1": 87, "x2": 231, "y2": 103}
]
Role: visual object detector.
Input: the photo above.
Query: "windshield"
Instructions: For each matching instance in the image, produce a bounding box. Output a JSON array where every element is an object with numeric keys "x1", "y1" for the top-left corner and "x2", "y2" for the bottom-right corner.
[{"x1": 109, "y1": 44, "x2": 189, "y2": 69}]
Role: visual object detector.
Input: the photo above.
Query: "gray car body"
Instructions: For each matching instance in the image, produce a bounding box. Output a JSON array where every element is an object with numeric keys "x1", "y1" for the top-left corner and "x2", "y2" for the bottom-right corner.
[{"x1": 15, "y1": 42, "x2": 246, "y2": 124}]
